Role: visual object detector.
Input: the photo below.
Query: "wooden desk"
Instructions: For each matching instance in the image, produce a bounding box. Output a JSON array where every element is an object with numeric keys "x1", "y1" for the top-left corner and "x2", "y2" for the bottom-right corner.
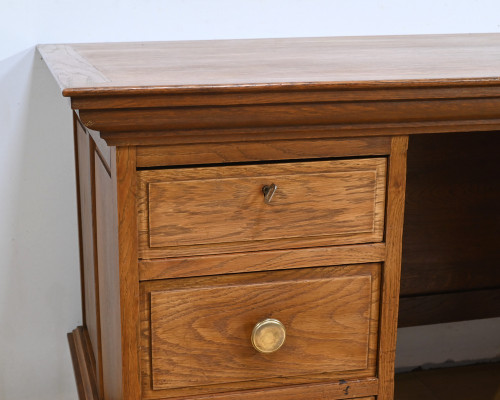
[{"x1": 39, "y1": 34, "x2": 500, "y2": 400}]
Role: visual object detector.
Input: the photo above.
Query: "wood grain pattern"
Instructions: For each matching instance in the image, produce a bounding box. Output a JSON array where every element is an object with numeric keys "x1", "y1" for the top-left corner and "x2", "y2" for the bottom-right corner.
[
  {"x1": 68, "y1": 327, "x2": 99, "y2": 400},
  {"x1": 36, "y1": 44, "x2": 109, "y2": 93},
  {"x1": 37, "y1": 35, "x2": 500, "y2": 95},
  {"x1": 139, "y1": 242, "x2": 386, "y2": 281},
  {"x1": 51, "y1": 34, "x2": 500, "y2": 400},
  {"x1": 95, "y1": 150, "x2": 123, "y2": 400},
  {"x1": 138, "y1": 158, "x2": 386, "y2": 259},
  {"x1": 151, "y1": 267, "x2": 374, "y2": 390},
  {"x1": 39, "y1": 36, "x2": 500, "y2": 148},
  {"x1": 77, "y1": 97, "x2": 500, "y2": 134},
  {"x1": 98, "y1": 119, "x2": 500, "y2": 147},
  {"x1": 136, "y1": 137, "x2": 392, "y2": 168},
  {"x1": 68, "y1": 85, "x2": 500, "y2": 110},
  {"x1": 147, "y1": 160, "x2": 384, "y2": 246},
  {"x1": 148, "y1": 381, "x2": 378, "y2": 400},
  {"x1": 75, "y1": 120, "x2": 102, "y2": 395},
  {"x1": 88, "y1": 126, "x2": 111, "y2": 173},
  {"x1": 141, "y1": 264, "x2": 380, "y2": 398},
  {"x1": 115, "y1": 146, "x2": 141, "y2": 400},
  {"x1": 377, "y1": 136, "x2": 409, "y2": 400},
  {"x1": 73, "y1": 116, "x2": 86, "y2": 338}
]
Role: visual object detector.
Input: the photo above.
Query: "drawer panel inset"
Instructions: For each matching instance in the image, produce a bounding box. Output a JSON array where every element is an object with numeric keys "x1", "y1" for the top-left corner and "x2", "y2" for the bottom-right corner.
[
  {"x1": 142, "y1": 264, "x2": 380, "y2": 392},
  {"x1": 138, "y1": 158, "x2": 386, "y2": 258}
]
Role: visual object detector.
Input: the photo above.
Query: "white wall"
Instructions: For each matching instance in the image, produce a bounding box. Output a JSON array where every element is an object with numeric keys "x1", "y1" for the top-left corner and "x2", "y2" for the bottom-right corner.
[{"x1": 1, "y1": 1, "x2": 500, "y2": 399}]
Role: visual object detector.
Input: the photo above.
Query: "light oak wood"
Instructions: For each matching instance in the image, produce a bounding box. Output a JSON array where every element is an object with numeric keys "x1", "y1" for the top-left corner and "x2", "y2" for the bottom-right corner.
[
  {"x1": 68, "y1": 85, "x2": 500, "y2": 109},
  {"x1": 75, "y1": 122, "x2": 129, "y2": 399},
  {"x1": 42, "y1": 34, "x2": 499, "y2": 400},
  {"x1": 69, "y1": 325, "x2": 378, "y2": 400},
  {"x1": 138, "y1": 158, "x2": 386, "y2": 258},
  {"x1": 77, "y1": 97, "x2": 500, "y2": 135},
  {"x1": 68, "y1": 327, "x2": 99, "y2": 400},
  {"x1": 378, "y1": 136, "x2": 409, "y2": 400},
  {"x1": 70, "y1": 122, "x2": 393, "y2": 400},
  {"x1": 72, "y1": 128, "x2": 142, "y2": 400},
  {"x1": 115, "y1": 146, "x2": 141, "y2": 400},
  {"x1": 136, "y1": 136, "x2": 392, "y2": 168},
  {"x1": 151, "y1": 265, "x2": 377, "y2": 390},
  {"x1": 98, "y1": 120, "x2": 500, "y2": 147},
  {"x1": 177, "y1": 386, "x2": 377, "y2": 400},
  {"x1": 75, "y1": 121, "x2": 102, "y2": 395},
  {"x1": 147, "y1": 380, "x2": 378, "y2": 400},
  {"x1": 38, "y1": 35, "x2": 500, "y2": 94},
  {"x1": 89, "y1": 126, "x2": 111, "y2": 173},
  {"x1": 140, "y1": 264, "x2": 380, "y2": 398},
  {"x1": 139, "y1": 242, "x2": 386, "y2": 281},
  {"x1": 94, "y1": 150, "x2": 122, "y2": 399},
  {"x1": 38, "y1": 35, "x2": 500, "y2": 147},
  {"x1": 73, "y1": 116, "x2": 86, "y2": 328}
]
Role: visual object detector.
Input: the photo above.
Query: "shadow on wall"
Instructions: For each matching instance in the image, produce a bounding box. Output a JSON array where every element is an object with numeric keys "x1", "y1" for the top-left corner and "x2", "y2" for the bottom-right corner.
[{"x1": 0, "y1": 48, "x2": 80, "y2": 400}]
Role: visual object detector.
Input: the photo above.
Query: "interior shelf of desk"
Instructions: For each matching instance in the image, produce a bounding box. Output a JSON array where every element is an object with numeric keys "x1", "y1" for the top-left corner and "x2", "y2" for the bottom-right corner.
[{"x1": 399, "y1": 131, "x2": 500, "y2": 327}]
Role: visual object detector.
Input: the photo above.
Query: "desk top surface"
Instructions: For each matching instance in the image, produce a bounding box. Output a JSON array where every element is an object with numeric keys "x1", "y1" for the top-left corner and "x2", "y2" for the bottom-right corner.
[{"x1": 38, "y1": 34, "x2": 500, "y2": 97}]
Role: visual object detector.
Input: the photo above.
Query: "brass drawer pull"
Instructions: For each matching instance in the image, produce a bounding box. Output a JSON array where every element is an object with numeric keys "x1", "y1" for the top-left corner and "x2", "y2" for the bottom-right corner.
[
  {"x1": 251, "y1": 318, "x2": 286, "y2": 353},
  {"x1": 262, "y1": 183, "x2": 278, "y2": 204}
]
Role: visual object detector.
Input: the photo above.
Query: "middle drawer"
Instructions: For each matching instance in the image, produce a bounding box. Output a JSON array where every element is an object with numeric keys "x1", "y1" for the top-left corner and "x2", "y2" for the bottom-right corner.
[{"x1": 138, "y1": 158, "x2": 387, "y2": 259}]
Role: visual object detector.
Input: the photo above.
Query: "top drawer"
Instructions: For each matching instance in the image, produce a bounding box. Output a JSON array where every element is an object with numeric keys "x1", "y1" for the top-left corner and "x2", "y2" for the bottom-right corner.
[{"x1": 138, "y1": 158, "x2": 386, "y2": 258}]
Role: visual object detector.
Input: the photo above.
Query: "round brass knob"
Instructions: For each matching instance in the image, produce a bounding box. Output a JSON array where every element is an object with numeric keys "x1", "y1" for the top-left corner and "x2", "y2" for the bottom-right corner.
[{"x1": 251, "y1": 318, "x2": 286, "y2": 353}]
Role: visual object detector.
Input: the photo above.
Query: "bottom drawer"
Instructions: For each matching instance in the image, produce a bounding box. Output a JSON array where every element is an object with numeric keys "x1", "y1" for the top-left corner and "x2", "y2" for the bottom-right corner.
[{"x1": 140, "y1": 264, "x2": 380, "y2": 398}]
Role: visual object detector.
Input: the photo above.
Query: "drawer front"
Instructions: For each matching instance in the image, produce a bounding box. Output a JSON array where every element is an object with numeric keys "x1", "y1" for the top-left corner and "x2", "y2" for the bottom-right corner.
[
  {"x1": 141, "y1": 264, "x2": 380, "y2": 394},
  {"x1": 138, "y1": 158, "x2": 386, "y2": 258}
]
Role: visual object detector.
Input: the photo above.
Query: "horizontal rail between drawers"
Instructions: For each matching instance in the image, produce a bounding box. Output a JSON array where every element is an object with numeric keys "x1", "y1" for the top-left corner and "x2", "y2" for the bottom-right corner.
[{"x1": 139, "y1": 242, "x2": 386, "y2": 281}]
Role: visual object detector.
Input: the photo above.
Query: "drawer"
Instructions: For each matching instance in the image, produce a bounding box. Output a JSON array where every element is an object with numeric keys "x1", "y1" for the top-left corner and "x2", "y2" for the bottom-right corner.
[
  {"x1": 140, "y1": 264, "x2": 380, "y2": 396},
  {"x1": 138, "y1": 158, "x2": 387, "y2": 258}
]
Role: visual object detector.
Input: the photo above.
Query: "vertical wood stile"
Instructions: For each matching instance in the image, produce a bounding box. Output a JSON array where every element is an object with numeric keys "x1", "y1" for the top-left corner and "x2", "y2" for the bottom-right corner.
[
  {"x1": 73, "y1": 114, "x2": 86, "y2": 329},
  {"x1": 74, "y1": 119, "x2": 103, "y2": 398},
  {"x1": 378, "y1": 135, "x2": 409, "y2": 400},
  {"x1": 89, "y1": 137, "x2": 104, "y2": 397},
  {"x1": 115, "y1": 146, "x2": 141, "y2": 400}
]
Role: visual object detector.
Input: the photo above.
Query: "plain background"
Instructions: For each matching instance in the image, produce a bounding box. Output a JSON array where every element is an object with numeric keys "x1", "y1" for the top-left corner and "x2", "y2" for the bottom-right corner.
[{"x1": 1, "y1": 1, "x2": 500, "y2": 399}]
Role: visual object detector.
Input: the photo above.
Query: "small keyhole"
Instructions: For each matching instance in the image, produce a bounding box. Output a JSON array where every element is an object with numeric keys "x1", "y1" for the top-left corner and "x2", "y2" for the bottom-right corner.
[{"x1": 262, "y1": 183, "x2": 278, "y2": 204}]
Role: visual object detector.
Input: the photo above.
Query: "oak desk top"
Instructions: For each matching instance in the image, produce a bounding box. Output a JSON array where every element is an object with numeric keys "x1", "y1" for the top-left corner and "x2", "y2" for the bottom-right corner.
[
  {"x1": 38, "y1": 34, "x2": 500, "y2": 145},
  {"x1": 39, "y1": 34, "x2": 500, "y2": 94}
]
